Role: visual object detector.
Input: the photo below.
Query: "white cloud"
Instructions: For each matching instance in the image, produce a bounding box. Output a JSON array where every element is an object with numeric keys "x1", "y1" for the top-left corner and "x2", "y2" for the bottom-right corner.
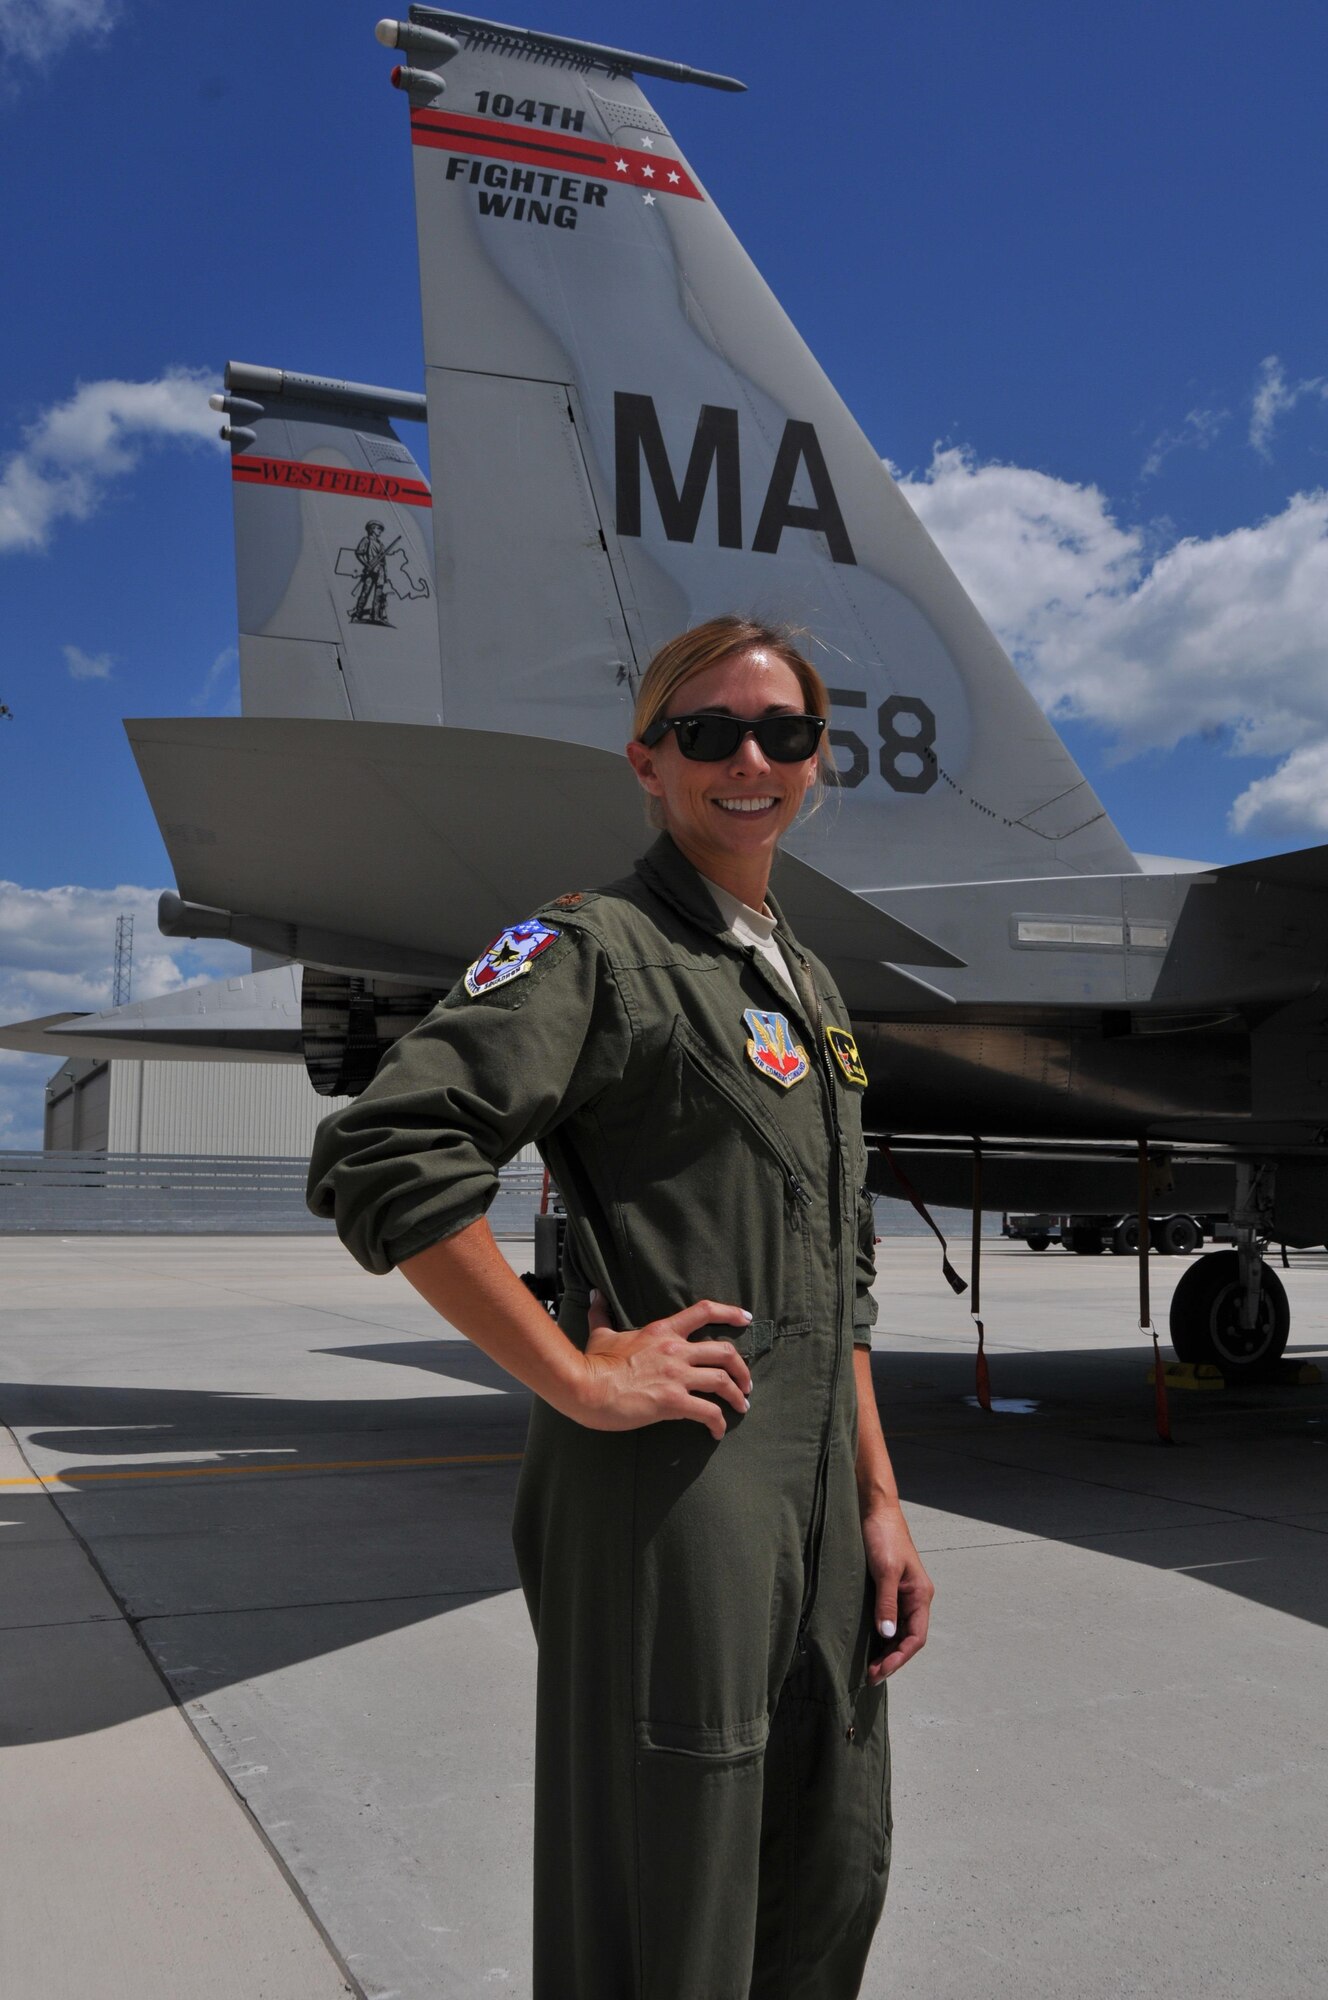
[
  {"x1": 0, "y1": 367, "x2": 221, "y2": 554},
  {"x1": 0, "y1": 881, "x2": 248, "y2": 1148},
  {"x1": 0, "y1": 0, "x2": 119, "y2": 67},
  {"x1": 1140, "y1": 406, "x2": 1226, "y2": 481},
  {"x1": 1229, "y1": 743, "x2": 1328, "y2": 837},
  {"x1": 1249, "y1": 355, "x2": 1328, "y2": 458},
  {"x1": 896, "y1": 446, "x2": 1328, "y2": 835},
  {"x1": 191, "y1": 644, "x2": 240, "y2": 715},
  {"x1": 63, "y1": 642, "x2": 112, "y2": 681}
]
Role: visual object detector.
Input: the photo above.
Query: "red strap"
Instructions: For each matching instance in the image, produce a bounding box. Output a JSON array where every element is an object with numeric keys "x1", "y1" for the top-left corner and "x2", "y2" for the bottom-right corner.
[
  {"x1": 1139, "y1": 1142, "x2": 1173, "y2": 1444},
  {"x1": 971, "y1": 1141, "x2": 992, "y2": 1411},
  {"x1": 881, "y1": 1145, "x2": 967, "y2": 1296}
]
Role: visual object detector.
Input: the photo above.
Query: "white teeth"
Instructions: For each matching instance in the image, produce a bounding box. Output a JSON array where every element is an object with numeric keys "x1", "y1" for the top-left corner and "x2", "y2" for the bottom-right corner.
[{"x1": 715, "y1": 797, "x2": 776, "y2": 814}]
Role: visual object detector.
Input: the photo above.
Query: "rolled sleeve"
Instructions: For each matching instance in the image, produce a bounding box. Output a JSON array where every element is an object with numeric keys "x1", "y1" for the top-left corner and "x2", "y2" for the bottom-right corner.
[{"x1": 306, "y1": 922, "x2": 631, "y2": 1274}]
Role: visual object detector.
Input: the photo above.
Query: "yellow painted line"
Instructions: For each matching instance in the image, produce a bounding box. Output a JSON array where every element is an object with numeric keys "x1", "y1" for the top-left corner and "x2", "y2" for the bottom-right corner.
[{"x1": 0, "y1": 1450, "x2": 525, "y2": 1489}]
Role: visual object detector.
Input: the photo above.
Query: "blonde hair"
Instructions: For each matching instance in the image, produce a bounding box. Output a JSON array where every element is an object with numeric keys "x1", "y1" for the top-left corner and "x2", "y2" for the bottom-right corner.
[{"x1": 631, "y1": 618, "x2": 833, "y2": 828}]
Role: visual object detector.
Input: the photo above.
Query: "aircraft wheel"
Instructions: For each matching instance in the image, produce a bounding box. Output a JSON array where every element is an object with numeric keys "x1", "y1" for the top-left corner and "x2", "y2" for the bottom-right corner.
[
  {"x1": 1169, "y1": 1251, "x2": 1290, "y2": 1379},
  {"x1": 1160, "y1": 1214, "x2": 1201, "y2": 1256},
  {"x1": 1068, "y1": 1226, "x2": 1104, "y2": 1255},
  {"x1": 1112, "y1": 1218, "x2": 1140, "y2": 1256},
  {"x1": 1026, "y1": 1232, "x2": 1051, "y2": 1252}
]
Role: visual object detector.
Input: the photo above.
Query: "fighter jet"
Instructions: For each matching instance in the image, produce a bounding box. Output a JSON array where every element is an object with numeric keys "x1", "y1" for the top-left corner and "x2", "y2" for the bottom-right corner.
[{"x1": 7, "y1": 9, "x2": 1327, "y2": 1382}]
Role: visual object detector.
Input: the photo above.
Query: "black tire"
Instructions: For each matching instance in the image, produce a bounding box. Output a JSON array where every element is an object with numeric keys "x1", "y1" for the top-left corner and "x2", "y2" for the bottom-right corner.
[
  {"x1": 1160, "y1": 1214, "x2": 1201, "y2": 1256},
  {"x1": 1169, "y1": 1251, "x2": 1290, "y2": 1379},
  {"x1": 1068, "y1": 1226, "x2": 1104, "y2": 1255},
  {"x1": 1026, "y1": 1232, "x2": 1051, "y2": 1252},
  {"x1": 1112, "y1": 1218, "x2": 1140, "y2": 1256}
]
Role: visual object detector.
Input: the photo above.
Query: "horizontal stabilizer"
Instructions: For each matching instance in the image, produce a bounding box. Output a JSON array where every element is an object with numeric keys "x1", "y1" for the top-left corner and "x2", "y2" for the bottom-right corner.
[
  {"x1": 0, "y1": 967, "x2": 304, "y2": 1064},
  {"x1": 1215, "y1": 844, "x2": 1328, "y2": 891},
  {"x1": 126, "y1": 717, "x2": 962, "y2": 990}
]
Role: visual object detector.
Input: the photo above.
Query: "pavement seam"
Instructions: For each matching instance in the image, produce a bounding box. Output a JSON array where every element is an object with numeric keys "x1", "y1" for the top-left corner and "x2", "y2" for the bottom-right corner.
[
  {"x1": 135, "y1": 1584, "x2": 516, "y2": 1624},
  {"x1": 903, "y1": 1432, "x2": 1328, "y2": 1529},
  {"x1": 4, "y1": 1424, "x2": 368, "y2": 2000}
]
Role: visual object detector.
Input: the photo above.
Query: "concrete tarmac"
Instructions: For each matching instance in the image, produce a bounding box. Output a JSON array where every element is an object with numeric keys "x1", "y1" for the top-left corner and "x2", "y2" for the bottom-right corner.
[{"x1": 1, "y1": 1233, "x2": 1325, "y2": 1998}]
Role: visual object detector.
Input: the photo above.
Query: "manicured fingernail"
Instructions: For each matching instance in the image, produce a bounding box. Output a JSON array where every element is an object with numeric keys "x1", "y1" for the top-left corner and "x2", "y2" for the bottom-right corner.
[
  {"x1": 879, "y1": 1620, "x2": 896, "y2": 1639},
  {"x1": 742, "y1": 1310, "x2": 753, "y2": 1322},
  {"x1": 742, "y1": 1397, "x2": 751, "y2": 1412}
]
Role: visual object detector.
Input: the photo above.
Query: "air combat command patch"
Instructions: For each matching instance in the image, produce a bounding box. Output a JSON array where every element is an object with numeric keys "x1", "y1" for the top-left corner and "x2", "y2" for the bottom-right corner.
[
  {"x1": 743, "y1": 1008, "x2": 809, "y2": 1088},
  {"x1": 464, "y1": 920, "x2": 560, "y2": 996},
  {"x1": 825, "y1": 1024, "x2": 868, "y2": 1087}
]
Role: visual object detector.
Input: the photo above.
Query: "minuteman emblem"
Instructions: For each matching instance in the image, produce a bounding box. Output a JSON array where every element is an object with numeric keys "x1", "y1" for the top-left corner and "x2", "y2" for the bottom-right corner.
[
  {"x1": 464, "y1": 920, "x2": 560, "y2": 996},
  {"x1": 743, "y1": 1008, "x2": 809, "y2": 1088}
]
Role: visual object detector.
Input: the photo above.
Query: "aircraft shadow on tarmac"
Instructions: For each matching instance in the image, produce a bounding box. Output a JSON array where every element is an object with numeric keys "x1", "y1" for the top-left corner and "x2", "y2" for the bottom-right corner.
[{"x1": 3, "y1": 1336, "x2": 1325, "y2": 1744}]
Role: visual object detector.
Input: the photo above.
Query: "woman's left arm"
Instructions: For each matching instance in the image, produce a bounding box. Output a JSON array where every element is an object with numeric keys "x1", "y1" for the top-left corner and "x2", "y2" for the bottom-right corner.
[{"x1": 854, "y1": 1347, "x2": 936, "y2": 1683}]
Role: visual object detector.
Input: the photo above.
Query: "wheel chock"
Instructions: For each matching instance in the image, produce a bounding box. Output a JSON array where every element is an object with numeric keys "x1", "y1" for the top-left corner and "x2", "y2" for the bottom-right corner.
[
  {"x1": 1275, "y1": 1361, "x2": 1323, "y2": 1386},
  {"x1": 1148, "y1": 1362, "x2": 1225, "y2": 1390}
]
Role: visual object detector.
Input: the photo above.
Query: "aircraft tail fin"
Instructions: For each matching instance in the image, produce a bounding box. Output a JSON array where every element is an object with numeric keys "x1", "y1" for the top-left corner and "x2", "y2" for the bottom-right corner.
[
  {"x1": 217, "y1": 362, "x2": 440, "y2": 724},
  {"x1": 393, "y1": 9, "x2": 1136, "y2": 886}
]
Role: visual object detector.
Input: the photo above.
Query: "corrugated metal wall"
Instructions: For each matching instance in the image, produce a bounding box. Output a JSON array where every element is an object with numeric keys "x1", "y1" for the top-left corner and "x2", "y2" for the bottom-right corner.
[
  {"x1": 106, "y1": 1062, "x2": 353, "y2": 1157},
  {"x1": 46, "y1": 1057, "x2": 545, "y2": 1165}
]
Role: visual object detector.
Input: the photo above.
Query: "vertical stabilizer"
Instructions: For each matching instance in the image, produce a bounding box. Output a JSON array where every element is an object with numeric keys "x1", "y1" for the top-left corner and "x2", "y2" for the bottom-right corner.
[
  {"x1": 220, "y1": 363, "x2": 440, "y2": 724},
  {"x1": 395, "y1": 10, "x2": 1136, "y2": 885}
]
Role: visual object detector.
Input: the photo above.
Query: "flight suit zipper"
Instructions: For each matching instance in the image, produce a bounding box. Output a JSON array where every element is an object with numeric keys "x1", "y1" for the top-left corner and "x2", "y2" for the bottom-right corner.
[
  {"x1": 676, "y1": 1034, "x2": 814, "y2": 1227},
  {"x1": 787, "y1": 948, "x2": 848, "y2": 1657}
]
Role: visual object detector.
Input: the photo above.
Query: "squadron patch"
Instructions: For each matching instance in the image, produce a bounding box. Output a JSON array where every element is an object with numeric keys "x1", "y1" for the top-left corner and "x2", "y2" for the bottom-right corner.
[
  {"x1": 464, "y1": 920, "x2": 560, "y2": 996},
  {"x1": 743, "y1": 1008, "x2": 809, "y2": 1089},
  {"x1": 825, "y1": 1025, "x2": 868, "y2": 1088}
]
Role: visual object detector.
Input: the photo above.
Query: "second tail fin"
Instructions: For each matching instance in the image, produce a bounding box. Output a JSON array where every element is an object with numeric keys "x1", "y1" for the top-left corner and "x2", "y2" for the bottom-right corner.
[{"x1": 218, "y1": 362, "x2": 440, "y2": 724}]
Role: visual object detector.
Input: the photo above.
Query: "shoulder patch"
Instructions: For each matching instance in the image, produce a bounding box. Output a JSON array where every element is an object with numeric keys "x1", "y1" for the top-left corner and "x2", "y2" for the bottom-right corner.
[
  {"x1": 825, "y1": 1024, "x2": 868, "y2": 1088},
  {"x1": 464, "y1": 919, "x2": 561, "y2": 997},
  {"x1": 551, "y1": 890, "x2": 588, "y2": 909}
]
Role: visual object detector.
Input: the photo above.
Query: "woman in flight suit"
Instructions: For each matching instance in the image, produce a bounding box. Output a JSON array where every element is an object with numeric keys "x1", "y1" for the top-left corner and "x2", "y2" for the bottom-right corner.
[{"x1": 307, "y1": 616, "x2": 934, "y2": 1999}]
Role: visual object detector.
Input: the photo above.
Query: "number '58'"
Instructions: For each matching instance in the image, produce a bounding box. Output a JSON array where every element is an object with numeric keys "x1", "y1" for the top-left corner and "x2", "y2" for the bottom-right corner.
[{"x1": 826, "y1": 688, "x2": 937, "y2": 793}]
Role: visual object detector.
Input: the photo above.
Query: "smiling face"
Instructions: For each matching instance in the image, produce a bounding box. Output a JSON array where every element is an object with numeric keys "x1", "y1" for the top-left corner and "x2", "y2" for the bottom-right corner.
[{"x1": 625, "y1": 646, "x2": 820, "y2": 907}]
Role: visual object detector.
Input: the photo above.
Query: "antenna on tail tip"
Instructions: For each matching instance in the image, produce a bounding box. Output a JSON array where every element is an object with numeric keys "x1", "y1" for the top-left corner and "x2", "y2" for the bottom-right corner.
[{"x1": 375, "y1": 18, "x2": 460, "y2": 62}]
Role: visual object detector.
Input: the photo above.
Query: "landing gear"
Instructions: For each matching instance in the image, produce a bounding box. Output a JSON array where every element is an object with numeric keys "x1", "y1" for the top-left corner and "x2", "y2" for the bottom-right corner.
[
  {"x1": 1169, "y1": 1247, "x2": 1290, "y2": 1380},
  {"x1": 1025, "y1": 1231, "x2": 1051, "y2": 1251},
  {"x1": 1112, "y1": 1217, "x2": 1140, "y2": 1256}
]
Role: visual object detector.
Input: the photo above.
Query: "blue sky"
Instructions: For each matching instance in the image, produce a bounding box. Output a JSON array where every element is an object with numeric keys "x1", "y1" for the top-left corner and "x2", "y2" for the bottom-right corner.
[{"x1": 3, "y1": 0, "x2": 1328, "y2": 1140}]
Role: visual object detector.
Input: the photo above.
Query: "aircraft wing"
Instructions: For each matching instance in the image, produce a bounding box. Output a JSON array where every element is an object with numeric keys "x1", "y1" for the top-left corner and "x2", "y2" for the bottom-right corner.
[
  {"x1": 0, "y1": 966, "x2": 304, "y2": 1064},
  {"x1": 126, "y1": 717, "x2": 961, "y2": 1005}
]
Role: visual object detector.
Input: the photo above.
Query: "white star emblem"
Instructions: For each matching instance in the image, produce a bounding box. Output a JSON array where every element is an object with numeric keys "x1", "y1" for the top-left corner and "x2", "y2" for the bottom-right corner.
[
  {"x1": 667, "y1": 170, "x2": 680, "y2": 185},
  {"x1": 641, "y1": 164, "x2": 655, "y2": 179},
  {"x1": 640, "y1": 136, "x2": 655, "y2": 149},
  {"x1": 642, "y1": 192, "x2": 656, "y2": 206},
  {"x1": 614, "y1": 157, "x2": 629, "y2": 172}
]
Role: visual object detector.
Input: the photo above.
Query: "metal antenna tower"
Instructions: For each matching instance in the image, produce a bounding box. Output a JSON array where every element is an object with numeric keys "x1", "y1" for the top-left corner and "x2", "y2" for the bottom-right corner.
[{"x1": 112, "y1": 913, "x2": 134, "y2": 1008}]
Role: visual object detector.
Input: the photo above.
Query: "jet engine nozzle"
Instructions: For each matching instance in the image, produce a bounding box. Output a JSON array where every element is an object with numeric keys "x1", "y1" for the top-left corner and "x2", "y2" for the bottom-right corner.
[
  {"x1": 375, "y1": 19, "x2": 460, "y2": 64},
  {"x1": 219, "y1": 424, "x2": 257, "y2": 449},
  {"x1": 389, "y1": 62, "x2": 446, "y2": 99}
]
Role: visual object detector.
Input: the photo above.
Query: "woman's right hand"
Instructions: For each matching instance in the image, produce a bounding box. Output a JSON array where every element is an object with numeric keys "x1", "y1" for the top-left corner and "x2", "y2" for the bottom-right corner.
[{"x1": 574, "y1": 1290, "x2": 754, "y2": 1441}]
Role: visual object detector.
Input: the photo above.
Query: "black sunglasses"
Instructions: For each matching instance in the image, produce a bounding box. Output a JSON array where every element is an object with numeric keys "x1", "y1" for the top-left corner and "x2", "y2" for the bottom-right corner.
[{"x1": 640, "y1": 711, "x2": 826, "y2": 763}]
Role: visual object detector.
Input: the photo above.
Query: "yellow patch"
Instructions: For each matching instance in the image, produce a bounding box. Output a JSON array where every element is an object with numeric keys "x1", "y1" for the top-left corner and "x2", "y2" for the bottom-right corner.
[{"x1": 825, "y1": 1024, "x2": 868, "y2": 1088}]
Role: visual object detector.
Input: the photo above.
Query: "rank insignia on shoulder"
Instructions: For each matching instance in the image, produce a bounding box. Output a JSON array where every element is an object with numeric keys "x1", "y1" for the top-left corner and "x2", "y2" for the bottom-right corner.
[
  {"x1": 825, "y1": 1024, "x2": 868, "y2": 1088},
  {"x1": 743, "y1": 1008, "x2": 809, "y2": 1088},
  {"x1": 464, "y1": 920, "x2": 560, "y2": 996}
]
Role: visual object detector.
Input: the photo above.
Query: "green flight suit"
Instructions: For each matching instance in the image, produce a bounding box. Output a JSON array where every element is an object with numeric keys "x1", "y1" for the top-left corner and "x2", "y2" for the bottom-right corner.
[{"x1": 308, "y1": 833, "x2": 891, "y2": 1999}]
